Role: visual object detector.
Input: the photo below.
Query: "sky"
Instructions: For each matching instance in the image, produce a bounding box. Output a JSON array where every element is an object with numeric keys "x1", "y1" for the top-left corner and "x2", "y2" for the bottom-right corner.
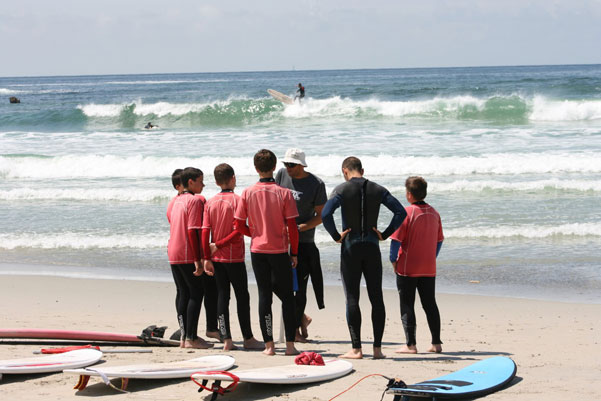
[{"x1": 1, "y1": 0, "x2": 600, "y2": 77}]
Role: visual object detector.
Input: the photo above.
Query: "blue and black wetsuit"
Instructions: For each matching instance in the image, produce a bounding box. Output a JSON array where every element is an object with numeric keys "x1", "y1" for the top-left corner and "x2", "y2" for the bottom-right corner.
[{"x1": 322, "y1": 177, "x2": 406, "y2": 349}]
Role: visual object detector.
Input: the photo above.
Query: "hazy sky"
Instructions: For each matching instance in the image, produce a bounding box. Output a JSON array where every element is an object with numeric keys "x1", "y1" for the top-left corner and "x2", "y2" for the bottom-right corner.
[{"x1": 1, "y1": 0, "x2": 600, "y2": 77}]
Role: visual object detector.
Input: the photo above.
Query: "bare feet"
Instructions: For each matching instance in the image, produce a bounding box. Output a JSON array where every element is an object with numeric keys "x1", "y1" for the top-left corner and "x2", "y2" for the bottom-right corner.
[
  {"x1": 428, "y1": 344, "x2": 442, "y2": 353},
  {"x1": 395, "y1": 344, "x2": 418, "y2": 354},
  {"x1": 300, "y1": 314, "x2": 312, "y2": 338},
  {"x1": 206, "y1": 331, "x2": 221, "y2": 341},
  {"x1": 263, "y1": 341, "x2": 276, "y2": 356},
  {"x1": 223, "y1": 339, "x2": 238, "y2": 351},
  {"x1": 243, "y1": 337, "x2": 264, "y2": 350},
  {"x1": 285, "y1": 341, "x2": 300, "y2": 356},
  {"x1": 295, "y1": 331, "x2": 308, "y2": 343},
  {"x1": 373, "y1": 347, "x2": 386, "y2": 359},
  {"x1": 184, "y1": 338, "x2": 214, "y2": 349},
  {"x1": 340, "y1": 348, "x2": 363, "y2": 359}
]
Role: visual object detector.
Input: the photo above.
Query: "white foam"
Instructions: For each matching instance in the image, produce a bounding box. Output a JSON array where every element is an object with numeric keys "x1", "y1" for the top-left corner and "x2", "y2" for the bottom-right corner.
[
  {"x1": 0, "y1": 232, "x2": 166, "y2": 250},
  {"x1": 530, "y1": 96, "x2": 601, "y2": 121},
  {"x1": 2, "y1": 153, "x2": 601, "y2": 179},
  {"x1": 0, "y1": 88, "x2": 22, "y2": 95},
  {"x1": 446, "y1": 222, "x2": 601, "y2": 239},
  {"x1": 430, "y1": 179, "x2": 601, "y2": 193},
  {"x1": 0, "y1": 188, "x2": 173, "y2": 202},
  {"x1": 77, "y1": 103, "x2": 128, "y2": 117}
]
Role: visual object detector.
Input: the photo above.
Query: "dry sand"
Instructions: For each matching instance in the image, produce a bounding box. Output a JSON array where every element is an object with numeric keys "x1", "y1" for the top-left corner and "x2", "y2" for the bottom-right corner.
[{"x1": 1, "y1": 274, "x2": 600, "y2": 400}]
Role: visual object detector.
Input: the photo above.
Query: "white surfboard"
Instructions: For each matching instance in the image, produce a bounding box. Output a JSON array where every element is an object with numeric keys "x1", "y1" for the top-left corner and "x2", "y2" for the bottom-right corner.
[
  {"x1": 267, "y1": 89, "x2": 294, "y2": 105},
  {"x1": 65, "y1": 354, "x2": 234, "y2": 391},
  {"x1": 192, "y1": 358, "x2": 353, "y2": 385},
  {"x1": 0, "y1": 349, "x2": 102, "y2": 378}
]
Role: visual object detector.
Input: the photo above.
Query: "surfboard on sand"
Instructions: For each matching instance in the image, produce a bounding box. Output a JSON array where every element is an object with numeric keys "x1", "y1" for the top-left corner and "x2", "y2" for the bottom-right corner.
[
  {"x1": 386, "y1": 356, "x2": 517, "y2": 400},
  {"x1": 65, "y1": 355, "x2": 235, "y2": 391},
  {"x1": 267, "y1": 89, "x2": 294, "y2": 105},
  {"x1": 192, "y1": 359, "x2": 353, "y2": 400},
  {"x1": 0, "y1": 328, "x2": 179, "y2": 346},
  {"x1": 0, "y1": 349, "x2": 102, "y2": 379}
]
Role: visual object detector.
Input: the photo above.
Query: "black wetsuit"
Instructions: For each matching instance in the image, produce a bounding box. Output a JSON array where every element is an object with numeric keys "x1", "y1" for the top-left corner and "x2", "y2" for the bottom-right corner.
[{"x1": 322, "y1": 177, "x2": 406, "y2": 349}]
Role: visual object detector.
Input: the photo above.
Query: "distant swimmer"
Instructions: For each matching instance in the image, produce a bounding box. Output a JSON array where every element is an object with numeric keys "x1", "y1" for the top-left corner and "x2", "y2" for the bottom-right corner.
[
  {"x1": 294, "y1": 83, "x2": 305, "y2": 103},
  {"x1": 144, "y1": 122, "x2": 157, "y2": 129}
]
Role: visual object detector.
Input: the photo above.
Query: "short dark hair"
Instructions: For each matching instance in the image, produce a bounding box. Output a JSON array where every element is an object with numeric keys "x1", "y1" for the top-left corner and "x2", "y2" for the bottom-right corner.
[
  {"x1": 342, "y1": 156, "x2": 362, "y2": 172},
  {"x1": 181, "y1": 167, "x2": 203, "y2": 189},
  {"x1": 214, "y1": 163, "x2": 235, "y2": 185},
  {"x1": 171, "y1": 169, "x2": 183, "y2": 189},
  {"x1": 254, "y1": 149, "x2": 277, "y2": 172},
  {"x1": 405, "y1": 176, "x2": 427, "y2": 201}
]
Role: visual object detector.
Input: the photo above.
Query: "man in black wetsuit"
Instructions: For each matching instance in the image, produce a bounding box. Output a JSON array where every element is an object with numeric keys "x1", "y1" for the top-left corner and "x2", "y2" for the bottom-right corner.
[
  {"x1": 294, "y1": 83, "x2": 305, "y2": 103},
  {"x1": 321, "y1": 156, "x2": 406, "y2": 359}
]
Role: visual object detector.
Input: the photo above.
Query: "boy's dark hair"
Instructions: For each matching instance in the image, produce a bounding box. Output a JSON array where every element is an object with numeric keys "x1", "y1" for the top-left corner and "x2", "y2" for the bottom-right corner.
[
  {"x1": 406, "y1": 176, "x2": 428, "y2": 201},
  {"x1": 341, "y1": 156, "x2": 362, "y2": 172},
  {"x1": 214, "y1": 163, "x2": 235, "y2": 185},
  {"x1": 171, "y1": 168, "x2": 183, "y2": 189},
  {"x1": 254, "y1": 149, "x2": 277, "y2": 172},
  {"x1": 181, "y1": 167, "x2": 203, "y2": 189}
]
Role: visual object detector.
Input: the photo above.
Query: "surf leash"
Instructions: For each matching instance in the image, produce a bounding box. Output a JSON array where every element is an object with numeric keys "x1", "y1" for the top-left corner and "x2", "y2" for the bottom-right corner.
[
  {"x1": 191, "y1": 370, "x2": 240, "y2": 401},
  {"x1": 328, "y1": 374, "x2": 406, "y2": 401}
]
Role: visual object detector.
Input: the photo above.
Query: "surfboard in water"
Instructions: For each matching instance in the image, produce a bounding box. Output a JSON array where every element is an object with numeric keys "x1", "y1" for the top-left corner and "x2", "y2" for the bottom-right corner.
[
  {"x1": 267, "y1": 89, "x2": 294, "y2": 105},
  {"x1": 0, "y1": 349, "x2": 102, "y2": 378},
  {"x1": 65, "y1": 355, "x2": 235, "y2": 391},
  {"x1": 386, "y1": 356, "x2": 517, "y2": 400}
]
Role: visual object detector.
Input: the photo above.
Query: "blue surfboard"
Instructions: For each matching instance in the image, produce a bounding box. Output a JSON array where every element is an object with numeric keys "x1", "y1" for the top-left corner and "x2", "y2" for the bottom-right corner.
[{"x1": 387, "y1": 356, "x2": 516, "y2": 400}]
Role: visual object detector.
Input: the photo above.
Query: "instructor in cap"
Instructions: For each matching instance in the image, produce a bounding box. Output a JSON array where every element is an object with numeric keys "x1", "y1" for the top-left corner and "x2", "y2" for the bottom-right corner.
[{"x1": 276, "y1": 148, "x2": 327, "y2": 342}]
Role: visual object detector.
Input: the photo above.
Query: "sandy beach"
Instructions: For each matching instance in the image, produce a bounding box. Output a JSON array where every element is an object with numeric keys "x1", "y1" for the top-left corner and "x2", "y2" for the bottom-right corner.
[{"x1": 1, "y1": 274, "x2": 599, "y2": 401}]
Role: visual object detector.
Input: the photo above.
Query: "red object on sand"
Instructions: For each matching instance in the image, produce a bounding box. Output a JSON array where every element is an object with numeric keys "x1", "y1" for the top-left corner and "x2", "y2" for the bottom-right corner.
[{"x1": 40, "y1": 345, "x2": 101, "y2": 354}]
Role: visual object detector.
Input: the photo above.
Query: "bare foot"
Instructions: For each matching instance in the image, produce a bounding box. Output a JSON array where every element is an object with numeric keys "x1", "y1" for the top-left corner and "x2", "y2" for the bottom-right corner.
[
  {"x1": 295, "y1": 332, "x2": 308, "y2": 343},
  {"x1": 428, "y1": 344, "x2": 442, "y2": 353},
  {"x1": 184, "y1": 338, "x2": 214, "y2": 349},
  {"x1": 395, "y1": 345, "x2": 417, "y2": 354},
  {"x1": 243, "y1": 337, "x2": 264, "y2": 350},
  {"x1": 180, "y1": 339, "x2": 185, "y2": 348},
  {"x1": 300, "y1": 314, "x2": 312, "y2": 338},
  {"x1": 206, "y1": 331, "x2": 221, "y2": 341},
  {"x1": 340, "y1": 348, "x2": 363, "y2": 359},
  {"x1": 263, "y1": 341, "x2": 276, "y2": 356},
  {"x1": 373, "y1": 347, "x2": 386, "y2": 359},
  {"x1": 223, "y1": 339, "x2": 238, "y2": 351},
  {"x1": 285, "y1": 341, "x2": 300, "y2": 356}
]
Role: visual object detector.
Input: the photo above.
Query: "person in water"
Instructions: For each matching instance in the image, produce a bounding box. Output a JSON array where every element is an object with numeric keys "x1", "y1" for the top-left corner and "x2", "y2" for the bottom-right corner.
[
  {"x1": 145, "y1": 122, "x2": 156, "y2": 129},
  {"x1": 294, "y1": 83, "x2": 305, "y2": 103},
  {"x1": 322, "y1": 156, "x2": 407, "y2": 359}
]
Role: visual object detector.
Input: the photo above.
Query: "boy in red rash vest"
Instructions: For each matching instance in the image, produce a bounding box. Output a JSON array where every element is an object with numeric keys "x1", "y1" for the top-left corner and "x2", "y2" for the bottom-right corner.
[
  {"x1": 234, "y1": 149, "x2": 300, "y2": 356},
  {"x1": 201, "y1": 163, "x2": 264, "y2": 351},
  {"x1": 390, "y1": 176, "x2": 444, "y2": 354},
  {"x1": 166, "y1": 167, "x2": 213, "y2": 349}
]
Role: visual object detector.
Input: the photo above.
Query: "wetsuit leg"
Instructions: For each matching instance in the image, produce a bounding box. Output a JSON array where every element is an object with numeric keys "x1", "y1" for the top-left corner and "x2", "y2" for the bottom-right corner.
[
  {"x1": 340, "y1": 243, "x2": 364, "y2": 349},
  {"x1": 361, "y1": 243, "x2": 386, "y2": 348},
  {"x1": 172, "y1": 263, "x2": 204, "y2": 340},
  {"x1": 416, "y1": 277, "x2": 442, "y2": 345},
  {"x1": 202, "y1": 274, "x2": 218, "y2": 333},
  {"x1": 250, "y1": 252, "x2": 275, "y2": 343},
  {"x1": 227, "y1": 262, "x2": 254, "y2": 340},
  {"x1": 269, "y1": 253, "x2": 296, "y2": 342},
  {"x1": 213, "y1": 262, "x2": 232, "y2": 340},
  {"x1": 294, "y1": 243, "x2": 311, "y2": 329},
  {"x1": 171, "y1": 264, "x2": 189, "y2": 339},
  {"x1": 306, "y1": 242, "x2": 325, "y2": 309},
  {"x1": 396, "y1": 275, "x2": 418, "y2": 346}
]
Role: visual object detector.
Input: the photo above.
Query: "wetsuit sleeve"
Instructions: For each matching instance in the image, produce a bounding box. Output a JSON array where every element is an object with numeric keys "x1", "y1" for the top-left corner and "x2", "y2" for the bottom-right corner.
[
  {"x1": 436, "y1": 241, "x2": 443, "y2": 257},
  {"x1": 187, "y1": 229, "x2": 201, "y2": 261},
  {"x1": 201, "y1": 228, "x2": 211, "y2": 259},
  {"x1": 390, "y1": 239, "x2": 401, "y2": 263},
  {"x1": 380, "y1": 191, "x2": 407, "y2": 240},
  {"x1": 287, "y1": 218, "x2": 299, "y2": 256},
  {"x1": 321, "y1": 194, "x2": 342, "y2": 241},
  {"x1": 234, "y1": 219, "x2": 251, "y2": 237},
  {"x1": 215, "y1": 230, "x2": 242, "y2": 248}
]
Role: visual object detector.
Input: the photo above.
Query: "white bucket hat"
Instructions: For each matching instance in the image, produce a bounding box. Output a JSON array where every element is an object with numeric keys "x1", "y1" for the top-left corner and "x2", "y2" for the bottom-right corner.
[{"x1": 282, "y1": 148, "x2": 307, "y2": 167}]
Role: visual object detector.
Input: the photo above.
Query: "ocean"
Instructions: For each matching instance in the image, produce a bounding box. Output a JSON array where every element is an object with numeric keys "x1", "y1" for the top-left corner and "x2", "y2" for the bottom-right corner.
[{"x1": 1, "y1": 65, "x2": 600, "y2": 303}]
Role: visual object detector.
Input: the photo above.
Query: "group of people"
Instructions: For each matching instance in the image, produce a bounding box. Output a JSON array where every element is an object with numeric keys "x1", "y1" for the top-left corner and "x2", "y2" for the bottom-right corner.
[{"x1": 166, "y1": 148, "x2": 444, "y2": 359}]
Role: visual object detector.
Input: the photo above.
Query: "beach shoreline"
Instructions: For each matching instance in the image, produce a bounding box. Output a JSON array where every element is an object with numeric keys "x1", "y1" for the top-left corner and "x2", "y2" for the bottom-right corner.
[{"x1": 1, "y1": 273, "x2": 600, "y2": 400}]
